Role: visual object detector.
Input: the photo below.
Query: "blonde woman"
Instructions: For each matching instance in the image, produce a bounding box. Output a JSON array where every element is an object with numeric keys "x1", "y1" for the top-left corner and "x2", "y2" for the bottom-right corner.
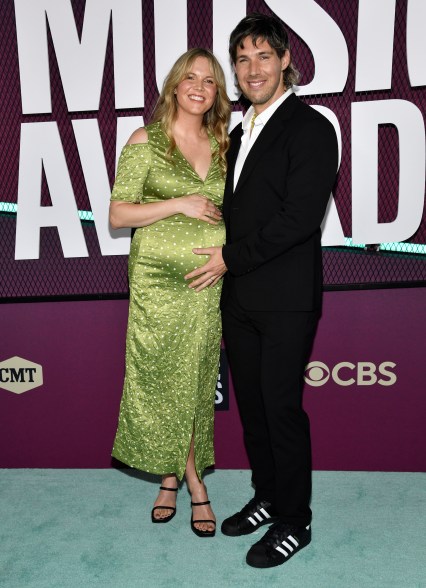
[{"x1": 109, "y1": 48, "x2": 230, "y2": 537}]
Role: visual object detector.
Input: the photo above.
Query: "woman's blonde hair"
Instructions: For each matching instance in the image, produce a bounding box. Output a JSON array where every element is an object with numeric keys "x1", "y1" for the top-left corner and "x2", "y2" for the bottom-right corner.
[{"x1": 151, "y1": 48, "x2": 231, "y2": 175}]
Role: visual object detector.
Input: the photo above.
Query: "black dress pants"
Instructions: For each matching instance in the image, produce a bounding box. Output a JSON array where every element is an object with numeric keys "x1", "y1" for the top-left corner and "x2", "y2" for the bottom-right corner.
[{"x1": 222, "y1": 288, "x2": 319, "y2": 527}]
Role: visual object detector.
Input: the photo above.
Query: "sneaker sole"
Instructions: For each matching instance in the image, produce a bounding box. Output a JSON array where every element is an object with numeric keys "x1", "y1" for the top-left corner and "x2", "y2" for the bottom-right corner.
[{"x1": 246, "y1": 534, "x2": 311, "y2": 568}]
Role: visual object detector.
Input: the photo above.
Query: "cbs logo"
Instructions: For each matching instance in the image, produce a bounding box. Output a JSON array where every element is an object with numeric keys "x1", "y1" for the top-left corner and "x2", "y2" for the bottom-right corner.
[{"x1": 304, "y1": 361, "x2": 397, "y2": 387}]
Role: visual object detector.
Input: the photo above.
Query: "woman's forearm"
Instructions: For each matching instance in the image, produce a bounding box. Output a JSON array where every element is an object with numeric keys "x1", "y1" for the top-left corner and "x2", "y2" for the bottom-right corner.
[{"x1": 109, "y1": 199, "x2": 180, "y2": 229}]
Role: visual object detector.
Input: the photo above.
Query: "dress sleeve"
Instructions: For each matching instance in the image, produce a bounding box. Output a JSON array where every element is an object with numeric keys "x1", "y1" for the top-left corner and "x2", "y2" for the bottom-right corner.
[{"x1": 110, "y1": 143, "x2": 151, "y2": 203}]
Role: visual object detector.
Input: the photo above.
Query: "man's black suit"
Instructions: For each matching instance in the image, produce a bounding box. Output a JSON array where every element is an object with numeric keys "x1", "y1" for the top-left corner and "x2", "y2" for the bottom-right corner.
[{"x1": 221, "y1": 92, "x2": 338, "y2": 526}]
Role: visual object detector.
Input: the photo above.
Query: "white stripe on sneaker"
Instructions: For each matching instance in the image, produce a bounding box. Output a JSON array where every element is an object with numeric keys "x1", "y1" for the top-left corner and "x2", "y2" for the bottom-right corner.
[
  {"x1": 282, "y1": 540, "x2": 294, "y2": 552},
  {"x1": 288, "y1": 535, "x2": 299, "y2": 547},
  {"x1": 254, "y1": 512, "x2": 263, "y2": 522},
  {"x1": 259, "y1": 508, "x2": 270, "y2": 519},
  {"x1": 248, "y1": 516, "x2": 258, "y2": 526},
  {"x1": 275, "y1": 546, "x2": 289, "y2": 557}
]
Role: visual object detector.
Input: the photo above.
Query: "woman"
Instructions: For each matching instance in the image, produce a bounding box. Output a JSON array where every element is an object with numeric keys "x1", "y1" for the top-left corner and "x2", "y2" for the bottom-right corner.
[{"x1": 109, "y1": 48, "x2": 230, "y2": 537}]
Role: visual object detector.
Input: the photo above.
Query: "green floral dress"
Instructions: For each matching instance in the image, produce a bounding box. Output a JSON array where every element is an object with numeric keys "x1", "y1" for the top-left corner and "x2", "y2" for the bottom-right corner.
[{"x1": 111, "y1": 122, "x2": 225, "y2": 479}]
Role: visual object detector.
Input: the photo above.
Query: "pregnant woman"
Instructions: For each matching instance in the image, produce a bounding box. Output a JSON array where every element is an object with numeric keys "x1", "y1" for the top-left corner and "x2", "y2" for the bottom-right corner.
[{"x1": 109, "y1": 48, "x2": 230, "y2": 537}]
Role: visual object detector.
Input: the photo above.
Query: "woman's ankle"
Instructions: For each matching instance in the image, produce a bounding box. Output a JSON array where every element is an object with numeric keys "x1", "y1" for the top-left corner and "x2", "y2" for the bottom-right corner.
[
  {"x1": 161, "y1": 474, "x2": 178, "y2": 489},
  {"x1": 188, "y1": 480, "x2": 209, "y2": 499}
]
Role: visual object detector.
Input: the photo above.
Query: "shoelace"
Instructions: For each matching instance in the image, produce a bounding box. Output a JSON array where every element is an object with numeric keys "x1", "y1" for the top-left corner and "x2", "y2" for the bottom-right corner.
[
  {"x1": 241, "y1": 496, "x2": 268, "y2": 515},
  {"x1": 261, "y1": 522, "x2": 299, "y2": 547}
]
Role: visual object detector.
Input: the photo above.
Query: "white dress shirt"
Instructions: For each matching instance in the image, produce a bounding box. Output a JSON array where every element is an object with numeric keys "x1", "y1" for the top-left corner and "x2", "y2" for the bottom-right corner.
[{"x1": 233, "y1": 87, "x2": 293, "y2": 191}]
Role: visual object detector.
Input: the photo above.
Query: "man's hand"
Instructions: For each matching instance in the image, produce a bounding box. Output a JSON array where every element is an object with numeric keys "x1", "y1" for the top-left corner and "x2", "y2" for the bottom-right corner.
[{"x1": 184, "y1": 246, "x2": 227, "y2": 292}]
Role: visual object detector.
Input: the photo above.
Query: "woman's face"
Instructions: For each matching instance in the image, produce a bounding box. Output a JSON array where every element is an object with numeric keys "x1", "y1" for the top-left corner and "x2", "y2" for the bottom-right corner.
[{"x1": 174, "y1": 56, "x2": 218, "y2": 117}]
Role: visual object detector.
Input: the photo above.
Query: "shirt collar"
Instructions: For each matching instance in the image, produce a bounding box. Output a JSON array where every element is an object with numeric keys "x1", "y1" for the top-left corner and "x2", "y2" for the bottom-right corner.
[{"x1": 242, "y1": 87, "x2": 293, "y2": 132}]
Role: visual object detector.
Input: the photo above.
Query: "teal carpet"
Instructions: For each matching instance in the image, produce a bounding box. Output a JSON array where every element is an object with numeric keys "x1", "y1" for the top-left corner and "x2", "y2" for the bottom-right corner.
[{"x1": 0, "y1": 470, "x2": 425, "y2": 588}]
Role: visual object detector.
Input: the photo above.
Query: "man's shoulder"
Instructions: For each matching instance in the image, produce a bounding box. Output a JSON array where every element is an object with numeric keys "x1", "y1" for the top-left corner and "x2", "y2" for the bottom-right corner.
[
  {"x1": 286, "y1": 96, "x2": 335, "y2": 140},
  {"x1": 267, "y1": 93, "x2": 330, "y2": 130},
  {"x1": 292, "y1": 96, "x2": 330, "y2": 124}
]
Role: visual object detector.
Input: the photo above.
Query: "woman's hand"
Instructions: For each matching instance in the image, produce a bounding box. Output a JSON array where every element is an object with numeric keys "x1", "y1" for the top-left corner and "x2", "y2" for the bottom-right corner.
[{"x1": 177, "y1": 194, "x2": 222, "y2": 225}]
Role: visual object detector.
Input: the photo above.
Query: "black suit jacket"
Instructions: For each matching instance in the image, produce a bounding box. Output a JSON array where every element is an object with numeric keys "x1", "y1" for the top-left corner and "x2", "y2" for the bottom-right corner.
[{"x1": 221, "y1": 93, "x2": 338, "y2": 312}]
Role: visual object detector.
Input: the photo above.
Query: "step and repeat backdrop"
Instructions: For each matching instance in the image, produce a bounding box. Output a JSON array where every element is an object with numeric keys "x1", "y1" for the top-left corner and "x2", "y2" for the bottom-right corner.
[
  {"x1": 1, "y1": 289, "x2": 424, "y2": 471},
  {"x1": 0, "y1": 0, "x2": 425, "y2": 470}
]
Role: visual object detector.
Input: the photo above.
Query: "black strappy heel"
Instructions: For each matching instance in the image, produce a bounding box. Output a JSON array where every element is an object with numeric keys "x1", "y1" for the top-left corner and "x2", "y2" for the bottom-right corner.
[
  {"x1": 151, "y1": 486, "x2": 178, "y2": 523},
  {"x1": 190, "y1": 500, "x2": 216, "y2": 537}
]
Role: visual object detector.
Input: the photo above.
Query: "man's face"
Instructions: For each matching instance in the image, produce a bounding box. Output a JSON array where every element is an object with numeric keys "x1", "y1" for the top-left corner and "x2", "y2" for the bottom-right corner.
[{"x1": 234, "y1": 36, "x2": 290, "y2": 113}]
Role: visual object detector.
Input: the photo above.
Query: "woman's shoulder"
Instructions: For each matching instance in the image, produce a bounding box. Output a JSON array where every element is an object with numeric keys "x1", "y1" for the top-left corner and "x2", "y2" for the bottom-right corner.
[
  {"x1": 126, "y1": 127, "x2": 148, "y2": 145},
  {"x1": 125, "y1": 122, "x2": 166, "y2": 147}
]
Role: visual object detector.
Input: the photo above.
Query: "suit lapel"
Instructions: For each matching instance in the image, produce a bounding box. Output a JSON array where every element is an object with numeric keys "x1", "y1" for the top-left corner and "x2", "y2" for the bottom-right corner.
[
  {"x1": 225, "y1": 125, "x2": 243, "y2": 192},
  {"x1": 233, "y1": 93, "x2": 299, "y2": 196}
]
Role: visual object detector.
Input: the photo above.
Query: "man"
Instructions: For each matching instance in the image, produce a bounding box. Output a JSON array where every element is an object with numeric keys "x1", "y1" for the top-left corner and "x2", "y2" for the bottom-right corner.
[{"x1": 185, "y1": 13, "x2": 338, "y2": 568}]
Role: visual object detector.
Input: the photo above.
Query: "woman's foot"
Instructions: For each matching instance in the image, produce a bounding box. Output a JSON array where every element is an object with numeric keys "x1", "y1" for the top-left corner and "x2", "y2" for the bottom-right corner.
[
  {"x1": 152, "y1": 475, "x2": 178, "y2": 522},
  {"x1": 189, "y1": 482, "x2": 216, "y2": 534}
]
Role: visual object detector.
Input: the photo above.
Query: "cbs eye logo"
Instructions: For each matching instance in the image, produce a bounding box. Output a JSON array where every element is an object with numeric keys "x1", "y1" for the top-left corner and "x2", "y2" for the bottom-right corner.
[
  {"x1": 304, "y1": 362, "x2": 330, "y2": 386},
  {"x1": 304, "y1": 361, "x2": 397, "y2": 387}
]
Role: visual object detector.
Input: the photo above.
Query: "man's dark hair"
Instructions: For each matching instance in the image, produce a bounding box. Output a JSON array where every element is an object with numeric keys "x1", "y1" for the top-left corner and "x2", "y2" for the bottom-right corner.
[{"x1": 229, "y1": 13, "x2": 299, "y2": 88}]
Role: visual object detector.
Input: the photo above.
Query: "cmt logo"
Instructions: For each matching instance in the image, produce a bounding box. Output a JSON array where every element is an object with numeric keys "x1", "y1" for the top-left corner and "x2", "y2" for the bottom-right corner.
[
  {"x1": 304, "y1": 361, "x2": 397, "y2": 387},
  {"x1": 0, "y1": 356, "x2": 43, "y2": 394}
]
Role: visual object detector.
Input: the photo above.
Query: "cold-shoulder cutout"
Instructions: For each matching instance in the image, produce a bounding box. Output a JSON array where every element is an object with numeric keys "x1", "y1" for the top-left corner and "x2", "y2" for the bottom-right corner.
[{"x1": 126, "y1": 127, "x2": 148, "y2": 145}]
